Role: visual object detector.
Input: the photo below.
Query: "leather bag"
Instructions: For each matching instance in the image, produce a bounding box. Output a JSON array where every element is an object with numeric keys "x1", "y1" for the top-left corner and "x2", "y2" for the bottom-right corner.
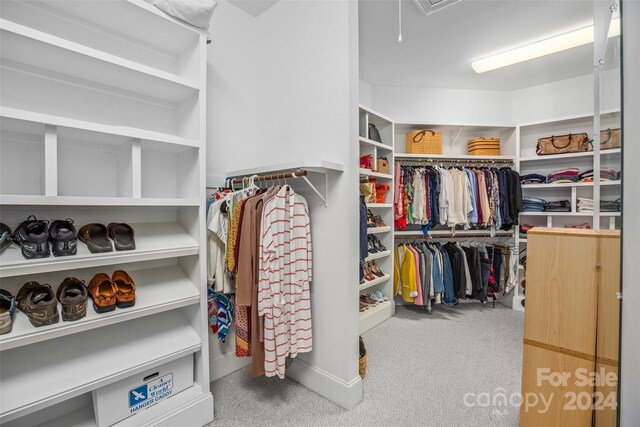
[
  {"x1": 368, "y1": 123, "x2": 382, "y2": 143},
  {"x1": 536, "y1": 133, "x2": 590, "y2": 156},
  {"x1": 600, "y1": 128, "x2": 621, "y2": 150},
  {"x1": 360, "y1": 181, "x2": 377, "y2": 204}
]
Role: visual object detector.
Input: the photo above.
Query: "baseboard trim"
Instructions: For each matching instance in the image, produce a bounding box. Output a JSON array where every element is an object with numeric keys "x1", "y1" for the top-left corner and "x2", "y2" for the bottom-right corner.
[
  {"x1": 146, "y1": 392, "x2": 213, "y2": 427},
  {"x1": 209, "y1": 351, "x2": 251, "y2": 382},
  {"x1": 286, "y1": 358, "x2": 363, "y2": 410}
]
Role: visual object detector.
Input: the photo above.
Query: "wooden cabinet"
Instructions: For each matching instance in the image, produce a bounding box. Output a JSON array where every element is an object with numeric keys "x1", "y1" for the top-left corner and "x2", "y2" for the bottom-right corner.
[{"x1": 520, "y1": 228, "x2": 620, "y2": 427}]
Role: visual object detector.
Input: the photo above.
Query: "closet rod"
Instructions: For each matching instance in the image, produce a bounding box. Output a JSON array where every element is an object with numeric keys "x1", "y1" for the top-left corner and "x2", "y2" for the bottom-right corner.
[
  {"x1": 397, "y1": 158, "x2": 514, "y2": 165},
  {"x1": 395, "y1": 232, "x2": 514, "y2": 239},
  {"x1": 228, "y1": 169, "x2": 308, "y2": 185}
]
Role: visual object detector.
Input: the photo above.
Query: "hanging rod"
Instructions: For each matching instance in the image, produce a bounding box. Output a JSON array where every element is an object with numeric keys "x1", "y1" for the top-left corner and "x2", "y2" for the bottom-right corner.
[
  {"x1": 395, "y1": 230, "x2": 515, "y2": 239},
  {"x1": 396, "y1": 157, "x2": 514, "y2": 165},
  {"x1": 226, "y1": 168, "x2": 329, "y2": 207}
]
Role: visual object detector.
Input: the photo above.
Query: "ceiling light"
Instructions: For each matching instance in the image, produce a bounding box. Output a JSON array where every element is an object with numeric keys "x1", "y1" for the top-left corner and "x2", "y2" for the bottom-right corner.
[{"x1": 472, "y1": 18, "x2": 620, "y2": 73}]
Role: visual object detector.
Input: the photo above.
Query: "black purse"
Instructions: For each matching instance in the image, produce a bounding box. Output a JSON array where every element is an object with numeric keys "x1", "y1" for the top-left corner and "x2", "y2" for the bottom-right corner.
[{"x1": 368, "y1": 123, "x2": 382, "y2": 143}]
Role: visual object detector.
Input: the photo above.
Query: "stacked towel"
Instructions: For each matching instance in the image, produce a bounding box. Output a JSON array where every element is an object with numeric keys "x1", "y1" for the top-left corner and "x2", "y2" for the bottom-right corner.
[
  {"x1": 577, "y1": 198, "x2": 594, "y2": 212},
  {"x1": 520, "y1": 173, "x2": 546, "y2": 185},
  {"x1": 523, "y1": 197, "x2": 546, "y2": 212},
  {"x1": 579, "y1": 169, "x2": 620, "y2": 182},
  {"x1": 546, "y1": 168, "x2": 580, "y2": 184},
  {"x1": 544, "y1": 200, "x2": 572, "y2": 212}
]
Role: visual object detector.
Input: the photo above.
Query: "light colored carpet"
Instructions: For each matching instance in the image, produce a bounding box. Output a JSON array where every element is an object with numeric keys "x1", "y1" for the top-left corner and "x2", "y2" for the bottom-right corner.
[{"x1": 211, "y1": 303, "x2": 524, "y2": 426}]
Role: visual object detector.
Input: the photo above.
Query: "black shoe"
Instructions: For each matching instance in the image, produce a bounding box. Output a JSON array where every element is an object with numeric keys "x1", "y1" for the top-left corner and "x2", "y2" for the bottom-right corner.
[
  {"x1": 12, "y1": 216, "x2": 50, "y2": 259},
  {"x1": 0, "y1": 223, "x2": 12, "y2": 253},
  {"x1": 367, "y1": 236, "x2": 378, "y2": 253},
  {"x1": 49, "y1": 219, "x2": 78, "y2": 257},
  {"x1": 371, "y1": 235, "x2": 387, "y2": 252}
]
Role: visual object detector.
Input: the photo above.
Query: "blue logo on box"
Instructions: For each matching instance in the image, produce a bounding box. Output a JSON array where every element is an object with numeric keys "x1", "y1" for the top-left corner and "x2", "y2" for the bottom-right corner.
[{"x1": 129, "y1": 384, "x2": 148, "y2": 407}]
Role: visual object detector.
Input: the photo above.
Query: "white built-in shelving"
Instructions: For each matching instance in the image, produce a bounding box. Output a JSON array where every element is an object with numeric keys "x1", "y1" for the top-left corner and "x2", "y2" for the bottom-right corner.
[
  {"x1": 358, "y1": 105, "x2": 395, "y2": 334},
  {"x1": 0, "y1": 1, "x2": 212, "y2": 425}
]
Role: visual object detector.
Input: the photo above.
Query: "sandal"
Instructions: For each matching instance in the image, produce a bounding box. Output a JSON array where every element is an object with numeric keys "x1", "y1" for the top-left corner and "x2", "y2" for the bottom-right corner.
[
  {"x1": 79, "y1": 224, "x2": 112, "y2": 254},
  {"x1": 56, "y1": 277, "x2": 88, "y2": 321},
  {"x1": 107, "y1": 223, "x2": 136, "y2": 251},
  {"x1": 111, "y1": 270, "x2": 136, "y2": 308},
  {"x1": 373, "y1": 215, "x2": 387, "y2": 227},
  {"x1": 368, "y1": 261, "x2": 385, "y2": 277},
  {"x1": 363, "y1": 264, "x2": 375, "y2": 281},
  {"x1": 88, "y1": 273, "x2": 117, "y2": 313}
]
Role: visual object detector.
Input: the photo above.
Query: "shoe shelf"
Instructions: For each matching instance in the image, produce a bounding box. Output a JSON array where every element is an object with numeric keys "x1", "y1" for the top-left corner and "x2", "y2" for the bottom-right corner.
[
  {"x1": 367, "y1": 226, "x2": 391, "y2": 235},
  {"x1": 365, "y1": 249, "x2": 391, "y2": 262},
  {"x1": 0, "y1": 265, "x2": 199, "y2": 351},
  {"x1": 0, "y1": 195, "x2": 200, "y2": 207},
  {"x1": 1, "y1": 20, "x2": 200, "y2": 103},
  {"x1": 359, "y1": 274, "x2": 391, "y2": 292},
  {"x1": 0, "y1": 223, "x2": 198, "y2": 278},
  {"x1": 0, "y1": 310, "x2": 201, "y2": 423},
  {"x1": 359, "y1": 300, "x2": 394, "y2": 334}
]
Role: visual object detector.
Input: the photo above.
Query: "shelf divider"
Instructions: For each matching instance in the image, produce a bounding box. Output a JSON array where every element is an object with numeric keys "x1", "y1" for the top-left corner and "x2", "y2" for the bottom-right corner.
[{"x1": 44, "y1": 124, "x2": 57, "y2": 196}]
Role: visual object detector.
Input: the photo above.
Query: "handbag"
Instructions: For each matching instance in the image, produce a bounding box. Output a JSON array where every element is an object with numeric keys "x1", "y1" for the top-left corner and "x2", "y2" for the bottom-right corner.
[
  {"x1": 360, "y1": 181, "x2": 377, "y2": 204},
  {"x1": 376, "y1": 157, "x2": 389, "y2": 174},
  {"x1": 600, "y1": 128, "x2": 621, "y2": 150},
  {"x1": 536, "y1": 133, "x2": 590, "y2": 156},
  {"x1": 360, "y1": 154, "x2": 373, "y2": 170},
  {"x1": 368, "y1": 123, "x2": 382, "y2": 143},
  {"x1": 375, "y1": 183, "x2": 390, "y2": 204}
]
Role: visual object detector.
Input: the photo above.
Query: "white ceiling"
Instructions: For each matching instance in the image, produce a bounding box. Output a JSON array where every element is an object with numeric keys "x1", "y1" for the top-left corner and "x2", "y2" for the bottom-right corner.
[{"x1": 359, "y1": 0, "x2": 597, "y2": 91}]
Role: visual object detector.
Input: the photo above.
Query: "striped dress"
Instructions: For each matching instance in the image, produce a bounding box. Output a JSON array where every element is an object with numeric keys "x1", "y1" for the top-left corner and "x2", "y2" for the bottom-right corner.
[{"x1": 258, "y1": 186, "x2": 313, "y2": 378}]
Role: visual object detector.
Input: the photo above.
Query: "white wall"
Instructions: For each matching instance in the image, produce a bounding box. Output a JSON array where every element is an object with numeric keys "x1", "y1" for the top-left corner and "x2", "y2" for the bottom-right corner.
[
  {"x1": 359, "y1": 79, "x2": 373, "y2": 107},
  {"x1": 621, "y1": 1, "x2": 640, "y2": 423},
  {"x1": 370, "y1": 85, "x2": 512, "y2": 125},
  {"x1": 206, "y1": 0, "x2": 362, "y2": 409},
  {"x1": 206, "y1": 1, "x2": 259, "y2": 186}
]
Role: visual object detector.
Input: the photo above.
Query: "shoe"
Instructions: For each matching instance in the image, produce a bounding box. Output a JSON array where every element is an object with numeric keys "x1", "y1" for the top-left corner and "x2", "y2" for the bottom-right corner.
[
  {"x1": 56, "y1": 277, "x2": 88, "y2": 321},
  {"x1": 373, "y1": 215, "x2": 387, "y2": 227},
  {"x1": 367, "y1": 236, "x2": 378, "y2": 254},
  {"x1": 360, "y1": 294, "x2": 379, "y2": 306},
  {"x1": 371, "y1": 235, "x2": 387, "y2": 252},
  {"x1": 368, "y1": 261, "x2": 385, "y2": 277},
  {"x1": 12, "y1": 216, "x2": 50, "y2": 259},
  {"x1": 363, "y1": 264, "x2": 375, "y2": 281},
  {"x1": 78, "y1": 224, "x2": 112, "y2": 253},
  {"x1": 88, "y1": 273, "x2": 117, "y2": 313},
  {"x1": 370, "y1": 291, "x2": 389, "y2": 302},
  {"x1": 0, "y1": 289, "x2": 16, "y2": 334},
  {"x1": 16, "y1": 282, "x2": 59, "y2": 327},
  {"x1": 49, "y1": 219, "x2": 78, "y2": 257},
  {"x1": 107, "y1": 223, "x2": 136, "y2": 251},
  {"x1": 0, "y1": 223, "x2": 12, "y2": 253},
  {"x1": 359, "y1": 301, "x2": 368, "y2": 312},
  {"x1": 111, "y1": 270, "x2": 136, "y2": 308},
  {"x1": 366, "y1": 210, "x2": 376, "y2": 228}
]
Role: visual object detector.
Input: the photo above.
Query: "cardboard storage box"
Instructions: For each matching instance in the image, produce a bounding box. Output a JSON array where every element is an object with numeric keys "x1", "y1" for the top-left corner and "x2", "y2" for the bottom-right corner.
[{"x1": 93, "y1": 355, "x2": 194, "y2": 426}]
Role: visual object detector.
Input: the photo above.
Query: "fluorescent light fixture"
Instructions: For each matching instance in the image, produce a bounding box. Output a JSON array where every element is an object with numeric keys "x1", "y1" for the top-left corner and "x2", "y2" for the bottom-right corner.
[{"x1": 472, "y1": 18, "x2": 620, "y2": 73}]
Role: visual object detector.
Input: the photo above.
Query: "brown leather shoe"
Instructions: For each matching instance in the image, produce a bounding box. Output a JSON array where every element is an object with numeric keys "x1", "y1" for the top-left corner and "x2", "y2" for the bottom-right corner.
[
  {"x1": 107, "y1": 223, "x2": 135, "y2": 251},
  {"x1": 56, "y1": 277, "x2": 88, "y2": 321},
  {"x1": 16, "y1": 282, "x2": 59, "y2": 327},
  {"x1": 88, "y1": 273, "x2": 117, "y2": 313},
  {"x1": 111, "y1": 270, "x2": 136, "y2": 308}
]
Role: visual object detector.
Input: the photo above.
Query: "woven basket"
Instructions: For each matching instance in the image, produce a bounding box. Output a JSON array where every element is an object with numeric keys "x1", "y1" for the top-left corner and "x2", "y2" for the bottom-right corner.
[
  {"x1": 359, "y1": 336, "x2": 367, "y2": 378},
  {"x1": 406, "y1": 130, "x2": 442, "y2": 154},
  {"x1": 468, "y1": 137, "x2": 500, "y2": 156}
]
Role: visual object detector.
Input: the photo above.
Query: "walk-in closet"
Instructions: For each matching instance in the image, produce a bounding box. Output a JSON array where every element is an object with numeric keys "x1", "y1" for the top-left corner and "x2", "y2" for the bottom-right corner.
[{"x1": 0, "y1": 0, "x2": 637, "y2": 426}]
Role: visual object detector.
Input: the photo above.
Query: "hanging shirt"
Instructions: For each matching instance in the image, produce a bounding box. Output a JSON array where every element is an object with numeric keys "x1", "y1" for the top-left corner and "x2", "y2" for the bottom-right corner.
[
  {"x1": 258, "y1": 186, "x2": 313, "y2": 379},
  {"x1": 207, "y1": 199, "x2": 234, "y2": 294}
]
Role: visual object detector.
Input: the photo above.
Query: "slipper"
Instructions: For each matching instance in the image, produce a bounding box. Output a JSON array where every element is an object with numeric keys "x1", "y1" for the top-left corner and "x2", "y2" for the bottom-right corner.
[
  {"x1": 107, "y1": 223, "x2": 136, "y2": 251},
  {"x1": 79, "y1": 224, "x2": 112, "y2": 253}
]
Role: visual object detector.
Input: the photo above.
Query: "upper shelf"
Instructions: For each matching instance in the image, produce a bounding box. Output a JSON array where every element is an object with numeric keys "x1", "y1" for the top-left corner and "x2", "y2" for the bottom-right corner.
[
  {"x1": 0, "y1": 222, "x2": 198, "y2": 278},
  {"x1": 0, "y1": 310, "x2": 200, "y2": 423},
  {"x1": 0, "y1": 107, "x2": 200, "y2": 148},
  {"x1": 359, "y1": 136, "x2": 393, "y2": 151},
  {"x1": 395, "y1": 153, "x2": 515, "y2": 162},
  {"x1": 1, "y1": 20, "x2": 200, "y2": 104},
  {"x1": 225, "y1": 160, "x2": 344, "y2": 178},
  {"x1": 519, "y1": 149, "x2": 621, "y2": 163}
]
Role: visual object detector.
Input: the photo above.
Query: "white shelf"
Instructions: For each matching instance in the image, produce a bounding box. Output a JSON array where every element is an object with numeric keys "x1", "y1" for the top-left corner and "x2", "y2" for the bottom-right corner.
[
  {"x1": 520, "y1": 238, "x2": 528, "y2": 243},
  {"x1": 38, "y1": 404, "x2": 95, "y2": 427},
  {"x1": 365, "y1": 250, "x2": 392, "y2": 262},
  {"x1": 0, "y1": 107, "x2": 199, "y2": 148},
  {"x1": 1, "y1": 20, "x2": 200, "y2": 103},
  {"x1": 359, "y1": 300, "x2": 394, "y2": 334},
  {"x1": 520, "y1": 212, "x2": 620, "y2": 217},
  {"x1": 519, "y1": 149, "x2": 621, "y2": 163},
  {"x1": 0, "y1": 194, "x2": 200, "y2": 206},
  {"x1": 226, "y1": 160, "x2": 344, "y2": 178},
  {"x1": 359, "y1": 168, "x2": 393, "y2": 180},
  {"x1": 359, "y1": 274, "x2": 391, "y2": 292},
  {"x1": 521, "y1": 181, "x2": 620, "y2": 189},
  {"x1": 359, "y1": 136, "x2": 393, "y2": 151},
  {"x1": 395, "y1": 153, "x2": 515, "y2": 162},
  {"x1": 0, "y1": 310, "x2": 201, "y2": 423},
  {"x1": 0, "y1": 223, "x2": 198, "y2": 278},
  {"x1": 367, "y1": 203, "x2": 392, "y2": 208},
  {"x1": 0, "y1": 265, "x2": 199, "y2": 351},
  {"x1": 367, "y1": 226, "x2": 391, "y2": 235}
]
